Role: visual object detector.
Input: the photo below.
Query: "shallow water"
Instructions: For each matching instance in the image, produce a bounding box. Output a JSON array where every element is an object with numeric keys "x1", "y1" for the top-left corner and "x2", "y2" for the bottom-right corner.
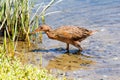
[{"x1": 21, "y1": 0, "x2": 120, "y2": 79}]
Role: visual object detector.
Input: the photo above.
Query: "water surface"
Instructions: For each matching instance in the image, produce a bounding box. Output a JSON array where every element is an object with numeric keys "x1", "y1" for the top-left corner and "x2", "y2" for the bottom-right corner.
[{"x1": 26, "y1": 0, "x2": 120, "y2": 79}]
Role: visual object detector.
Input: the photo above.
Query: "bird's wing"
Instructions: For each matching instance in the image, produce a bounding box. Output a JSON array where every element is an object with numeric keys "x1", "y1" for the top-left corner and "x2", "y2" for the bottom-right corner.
[{"x1": 54, "y1": 26, "x2": 84, "y2": 40}]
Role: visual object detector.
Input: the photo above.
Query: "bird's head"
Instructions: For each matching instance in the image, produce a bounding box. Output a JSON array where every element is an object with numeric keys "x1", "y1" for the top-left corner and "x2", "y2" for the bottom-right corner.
[{"x1": 33, "y1": 25, "x2": 52, "y2": 33}]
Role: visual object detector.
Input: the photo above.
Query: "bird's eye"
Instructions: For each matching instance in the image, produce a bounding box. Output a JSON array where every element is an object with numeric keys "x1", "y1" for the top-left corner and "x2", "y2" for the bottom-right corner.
[{"x1": 40, "y1": 27, "x2": 43, "y2": 29}]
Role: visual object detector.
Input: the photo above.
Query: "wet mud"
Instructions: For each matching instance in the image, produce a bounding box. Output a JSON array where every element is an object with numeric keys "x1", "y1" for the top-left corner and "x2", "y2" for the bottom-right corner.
[{"x1": 46, "y1": 54, "x2": 94, "y2": 71}]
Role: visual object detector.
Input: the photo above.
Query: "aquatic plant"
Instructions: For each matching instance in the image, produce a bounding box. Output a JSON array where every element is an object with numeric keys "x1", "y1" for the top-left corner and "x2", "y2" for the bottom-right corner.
[
  {"x1": 0, "y1": 0, "x2": 29, "y2": 41},
  {"x1": 0, "y1": 0, "x2": 61, "y2": 39},
  {"x1": 0, "y1": 0, "x2": 60, "y2": 57},
  {"x1": 0, "y1": 47, "x2": 56, "y2": 80},
  {"x1": 0, "y1": 0, "x2": 66, "y2": 79}
]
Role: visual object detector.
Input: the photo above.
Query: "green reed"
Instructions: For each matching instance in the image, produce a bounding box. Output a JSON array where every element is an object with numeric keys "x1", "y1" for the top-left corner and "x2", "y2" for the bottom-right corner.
[
  {"x1": 0, "y1": 47, "x2": 56, "y2": 80},
  {"x1": 0, "y1": 0, "x2": 62, "y2": 56}
]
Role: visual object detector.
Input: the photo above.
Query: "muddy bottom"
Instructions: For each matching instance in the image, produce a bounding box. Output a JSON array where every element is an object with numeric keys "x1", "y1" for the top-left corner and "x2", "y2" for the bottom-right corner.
[
  {"x1": 13, "y1": 41, "x2": 95, "y2": 71},
  {"x1": 46, "y1": 54, "x2": 94, "y2": 71}
]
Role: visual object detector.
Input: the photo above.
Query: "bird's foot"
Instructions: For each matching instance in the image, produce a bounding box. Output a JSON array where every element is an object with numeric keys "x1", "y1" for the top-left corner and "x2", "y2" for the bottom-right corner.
[
  {"x1": 77, "y1": 50, "x2": 82, "y2": 55},
  {"x1": 72, "y1": 50, "x2": 82, "y2": 55},
  {"x1": 74, "y1": 49, "x2": 82, "y2": 55},
  {"x1": 79, "y1": 48, "x2": 83, "y2": 52},
  {"x1": 64, "y1": 50, "x2": 70, "y2": 54}
]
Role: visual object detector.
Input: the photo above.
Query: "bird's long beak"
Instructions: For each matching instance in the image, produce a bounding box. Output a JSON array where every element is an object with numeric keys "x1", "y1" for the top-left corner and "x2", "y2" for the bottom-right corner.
[
  {"x1": 35, "y1": 27, "x2": 42, "y2": 32},
  {"x1": 30, "y1": 27, "x2": 41, "y2": 35}
]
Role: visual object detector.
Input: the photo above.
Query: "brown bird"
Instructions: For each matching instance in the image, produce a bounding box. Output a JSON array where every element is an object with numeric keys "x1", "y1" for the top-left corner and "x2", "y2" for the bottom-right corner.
[{"x1": 32, "y1": 25, "x2": 96, "y2": 52}]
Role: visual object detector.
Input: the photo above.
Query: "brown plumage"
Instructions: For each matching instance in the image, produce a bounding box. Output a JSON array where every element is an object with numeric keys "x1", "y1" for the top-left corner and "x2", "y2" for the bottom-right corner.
[{"x1": 32, "y1": 25, "x2": 96, "y2": 52}]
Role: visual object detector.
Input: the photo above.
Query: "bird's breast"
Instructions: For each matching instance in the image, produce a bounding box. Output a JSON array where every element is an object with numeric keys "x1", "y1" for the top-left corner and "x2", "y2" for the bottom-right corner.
[{"x1": 46, "y1": 32, "x2": 56, "y2": 39}]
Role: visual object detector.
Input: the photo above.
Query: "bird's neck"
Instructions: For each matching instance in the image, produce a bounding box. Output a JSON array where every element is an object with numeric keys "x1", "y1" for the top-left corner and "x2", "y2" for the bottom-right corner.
[{"x1": 45, "y1": 30, "x2": 55, "y2": 39}]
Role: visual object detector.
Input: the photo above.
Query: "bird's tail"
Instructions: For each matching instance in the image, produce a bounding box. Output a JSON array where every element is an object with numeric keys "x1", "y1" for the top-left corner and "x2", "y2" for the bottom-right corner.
[
  {"x1": 90, "y1": 29, "x2": 105, "y2": 35},
  {"x1": 90, "y1": 30, "x2": 98, "y2": 35}
]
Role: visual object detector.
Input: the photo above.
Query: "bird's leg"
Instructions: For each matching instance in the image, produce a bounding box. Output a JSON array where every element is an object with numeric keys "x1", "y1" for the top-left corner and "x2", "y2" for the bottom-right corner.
[
  {"x1": 66, "y1": 43, "x2": 69, "y2": 52},
  {"x1": 72, "y1": 41, "x2": 83, "y2": 52}
]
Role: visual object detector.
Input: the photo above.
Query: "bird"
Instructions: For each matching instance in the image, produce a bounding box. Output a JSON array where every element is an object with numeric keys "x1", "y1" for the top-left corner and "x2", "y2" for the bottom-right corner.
[{"x1": 31, "y1": 24, "x2": 96, "y2": 52}]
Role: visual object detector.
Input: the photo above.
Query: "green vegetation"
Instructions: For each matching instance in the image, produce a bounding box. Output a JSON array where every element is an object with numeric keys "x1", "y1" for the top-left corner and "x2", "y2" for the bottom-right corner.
[
  {"x1": 0, "y1": 0, "x2": 29, "y2": 41},
  {"x1": 0, "y1": 0, "x2": 56, "y2": 41},
  {"x1": 0, "y1": 46, "x2": 56, "y2": 80},
  {"x1": 0, "y1": 0, "x2": 62, "y2": 79},
  {"x1": 0, "y1": 0, "x2": 57, "y2": 56}
]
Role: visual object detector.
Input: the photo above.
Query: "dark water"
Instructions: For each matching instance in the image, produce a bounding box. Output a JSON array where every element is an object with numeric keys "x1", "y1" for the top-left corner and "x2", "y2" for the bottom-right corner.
[{"x1": 28, "y1": 0, "x2": 120, "y2": 80}]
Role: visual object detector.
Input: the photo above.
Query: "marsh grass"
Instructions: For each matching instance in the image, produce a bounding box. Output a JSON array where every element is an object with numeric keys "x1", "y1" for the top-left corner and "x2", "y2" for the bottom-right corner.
[
  {"x1": 0, "y1": 0, "x2": 28, "y2": 40},
  {"x1": 1, "y1": 0, "x2": 61, "y2": 40},
  {"x1": 0, "y1": 0, "x2": 65, "y2": 79},
  {"x1": 0, "y1": 47, "x2": 56, "y2": 80},
  {"x1": 0, "y1": 0, "x2": 58, "y2": 57}
]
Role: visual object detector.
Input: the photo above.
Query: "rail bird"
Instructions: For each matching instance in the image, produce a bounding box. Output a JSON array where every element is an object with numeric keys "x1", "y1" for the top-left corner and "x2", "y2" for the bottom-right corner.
[{"x1": 32, "y1": 25, "x2": 96, "y2": 52}]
